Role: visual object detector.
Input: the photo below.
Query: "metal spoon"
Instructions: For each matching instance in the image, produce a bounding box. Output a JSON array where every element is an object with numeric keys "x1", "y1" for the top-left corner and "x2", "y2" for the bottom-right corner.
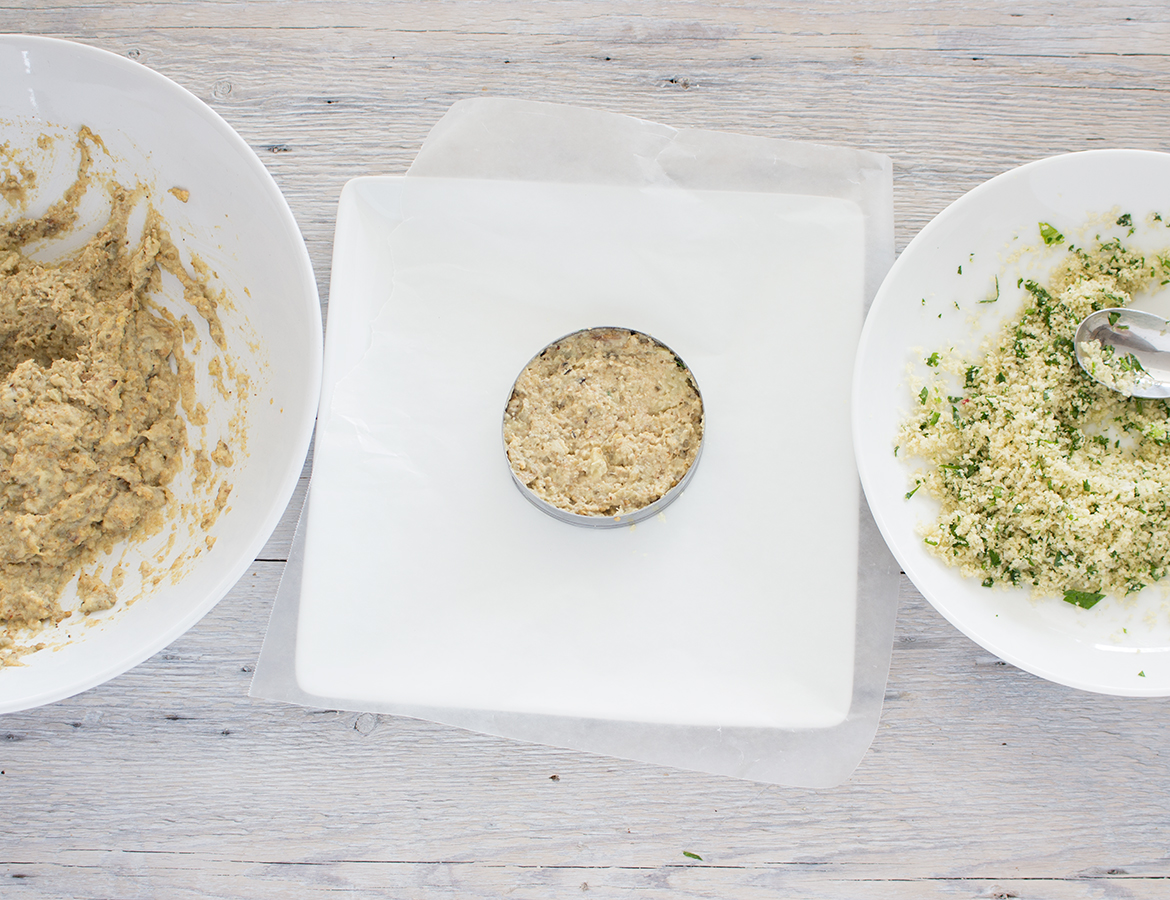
[{"x1": 1074, "y1": 308, "x2": 1170, "y2": 399}]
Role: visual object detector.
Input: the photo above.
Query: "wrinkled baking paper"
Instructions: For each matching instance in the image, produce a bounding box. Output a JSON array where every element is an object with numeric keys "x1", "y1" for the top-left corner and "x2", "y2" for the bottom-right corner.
[{"x1": 252, "y1": 99, "x2": 899, "y2": 787}]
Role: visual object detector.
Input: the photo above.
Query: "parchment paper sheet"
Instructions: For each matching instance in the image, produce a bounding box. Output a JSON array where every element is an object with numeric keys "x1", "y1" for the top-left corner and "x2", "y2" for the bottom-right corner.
[{"x1": 252, "y1": 99, "x2": 900, "y2": 787}]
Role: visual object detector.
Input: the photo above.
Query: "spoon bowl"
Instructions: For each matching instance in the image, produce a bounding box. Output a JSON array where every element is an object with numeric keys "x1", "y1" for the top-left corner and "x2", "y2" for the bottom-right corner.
[{"x1": 1074, "y1": 308, "x2": 1170, "y2": 398}]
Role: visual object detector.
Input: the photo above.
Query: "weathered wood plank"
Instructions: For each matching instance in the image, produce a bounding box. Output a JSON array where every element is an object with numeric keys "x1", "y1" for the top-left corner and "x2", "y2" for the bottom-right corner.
[
  {"x1": 9, "y1": 1, "x2": 1170, "y2": 264},
  {"x1": 3, "y1": 576, "x2": 1167, "y2": 897},
  {"x1": 3, "y1": 856, "x2": 1168, "y2": 900}
]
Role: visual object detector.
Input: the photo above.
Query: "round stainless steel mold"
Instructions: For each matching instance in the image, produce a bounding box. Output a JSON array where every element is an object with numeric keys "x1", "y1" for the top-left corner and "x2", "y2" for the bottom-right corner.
[{"x1": 502, "y1": 327, "x2": 705, "y2": 528}]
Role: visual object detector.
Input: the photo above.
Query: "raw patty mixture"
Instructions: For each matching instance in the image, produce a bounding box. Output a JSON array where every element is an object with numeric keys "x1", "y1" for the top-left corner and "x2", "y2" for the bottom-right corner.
[
  {"x1": 503, "y1": 327, "x2": 704, "y2": 518},
  {"x1": 0, "y1": 128, "x2": 232, "y2": 649}
]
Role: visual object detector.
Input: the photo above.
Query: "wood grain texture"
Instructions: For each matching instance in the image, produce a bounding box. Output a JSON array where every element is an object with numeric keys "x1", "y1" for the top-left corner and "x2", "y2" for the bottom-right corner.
[
  {"x1": 4, "y1": 578, "x2": 1167, "y2": 898},
  {"x1": 2, "y1": 2, "x2": 1170, "y2": 897}
]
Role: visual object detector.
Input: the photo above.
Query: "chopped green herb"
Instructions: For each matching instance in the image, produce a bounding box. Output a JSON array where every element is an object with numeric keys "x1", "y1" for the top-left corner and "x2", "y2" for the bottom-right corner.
[
  {"x1": 1039, "y1": 222, "x2": 1064, "y2": 245},
  {"x1": 979, "y1": 275, "x2": 1000, "y2": 303},
  {"x1": 926, "y1": 352, "x2": 941, "y2": 367},
  {"x1": 905, "y1": 482, "x2": 921, "y2": 500},
  {"x1": 957, "y1": 264, "x2": 963, "y2": 275},
  {"x1": 683, "y1": 851, "x2": 702, "y2": 861},
  {"x1": 1063, "y1": 589, "x2": 1104, "y2": 609},
  {"x1": 1139, "y1": 670, "x2": 1146, "y2": 677},
  {"x1": 1119, "y1": 353, "x2": 1146, "y2": 374},
  {"x1": 1108, "y1": 311, "x2": 1122, "y2": 326},
  {"x1": 1117, "y1": 213, "x2": 1133, "y2": 227},
  {"x1": 919, "y1": 386, "x2": 929, "y2": 404}
]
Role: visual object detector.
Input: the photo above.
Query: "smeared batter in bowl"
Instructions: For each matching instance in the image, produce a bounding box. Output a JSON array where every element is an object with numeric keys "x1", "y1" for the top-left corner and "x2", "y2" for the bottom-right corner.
[{"x1": 0, "y1": 128, "x2": 236, "y2": 657}]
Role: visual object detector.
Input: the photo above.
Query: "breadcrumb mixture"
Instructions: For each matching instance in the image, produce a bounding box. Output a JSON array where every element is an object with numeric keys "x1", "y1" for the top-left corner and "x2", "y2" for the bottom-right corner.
[
  {"x1": 504, "y1": 327, "x2": 704, "y2": 517},
  {"x1": 1077, "y1": 337, "x2": 1156, "y2": 397},
  {"x1": 899, "y1": 228, "x2": 1170, "y2": 604}
]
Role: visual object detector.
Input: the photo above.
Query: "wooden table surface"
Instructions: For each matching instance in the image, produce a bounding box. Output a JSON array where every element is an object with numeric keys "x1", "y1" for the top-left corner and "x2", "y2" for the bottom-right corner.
[{"x1": 3, "y1": 3, "x2": 1169, "y2": 898}]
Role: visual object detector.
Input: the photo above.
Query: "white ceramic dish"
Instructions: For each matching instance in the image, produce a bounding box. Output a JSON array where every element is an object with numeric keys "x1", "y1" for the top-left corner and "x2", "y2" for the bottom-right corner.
[
  {"x1": 299, "y1": 175, "x2": 866, "y2": 729},
  {"x1": 0, "y1": 36, "x2": 321, "y2": 712},
  {"x1": 855, "y1": 149, "x2": 1170, "y2": 697}
]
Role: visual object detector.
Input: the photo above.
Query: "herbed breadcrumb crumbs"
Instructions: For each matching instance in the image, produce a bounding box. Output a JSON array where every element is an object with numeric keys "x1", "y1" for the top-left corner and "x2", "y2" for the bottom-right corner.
[{"x1": 899, "y1": 224, "x2": 1170, "y2": 605}]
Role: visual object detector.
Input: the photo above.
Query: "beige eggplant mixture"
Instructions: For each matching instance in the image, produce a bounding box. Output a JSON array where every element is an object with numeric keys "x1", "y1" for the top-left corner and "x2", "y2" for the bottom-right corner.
[
  {"x1": 504, "y1": 327, "x2": 704, "y2": 518},
  {"x1": 0, "y1": 128, "x2": 236, "y2": 655}
]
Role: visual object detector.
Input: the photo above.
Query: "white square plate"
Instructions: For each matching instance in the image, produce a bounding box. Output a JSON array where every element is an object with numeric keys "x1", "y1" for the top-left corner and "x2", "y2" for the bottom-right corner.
[{"x1": 261, "y1": 171, "x2": 899, "y2": 785}]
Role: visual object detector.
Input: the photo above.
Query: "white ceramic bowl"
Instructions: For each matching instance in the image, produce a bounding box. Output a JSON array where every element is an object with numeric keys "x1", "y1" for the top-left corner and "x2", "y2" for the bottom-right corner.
[
  {"x1": 854, "y1": 150, "x2": 1170, "y2": 697},
  {"x1": 0, "y1": 36, "x2": 321, "y2": 711}
]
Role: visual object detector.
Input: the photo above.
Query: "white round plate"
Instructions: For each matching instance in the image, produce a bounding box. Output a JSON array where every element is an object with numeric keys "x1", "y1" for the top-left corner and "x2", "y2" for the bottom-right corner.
[
  {"x1": 855, "y1": 149, "x2": 1170, "y2": 697},
  {"x1": 0, "y1": 37, "x2": 322, "y2": 711}
]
